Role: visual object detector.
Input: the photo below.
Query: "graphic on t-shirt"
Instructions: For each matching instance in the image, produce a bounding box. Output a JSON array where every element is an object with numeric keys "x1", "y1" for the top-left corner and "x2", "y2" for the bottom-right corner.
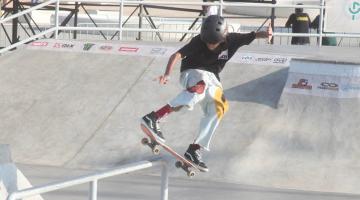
[{"x1": 218, "y1": 50, "x2": 228, "y2": 60}]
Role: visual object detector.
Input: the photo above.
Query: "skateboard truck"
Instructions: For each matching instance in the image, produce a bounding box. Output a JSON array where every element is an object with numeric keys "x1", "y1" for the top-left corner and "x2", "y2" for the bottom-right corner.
[
  {"x1": 175, "y1": 161, "x2": 196, "y2": 177},
  {"x1": 141, "y1": 137, "x2": 197, "y2": 177},
  {"x1": 141, "y1": 138, "x2": 161, "y2": 155}
]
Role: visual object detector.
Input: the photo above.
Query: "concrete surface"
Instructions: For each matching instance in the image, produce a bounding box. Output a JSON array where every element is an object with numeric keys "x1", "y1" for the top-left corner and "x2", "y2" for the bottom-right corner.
[{"x1": 0, "y1": 40, "x2": 360, "y2": 197}]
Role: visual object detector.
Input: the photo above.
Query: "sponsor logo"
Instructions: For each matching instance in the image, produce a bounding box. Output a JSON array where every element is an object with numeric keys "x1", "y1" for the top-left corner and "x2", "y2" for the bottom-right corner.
[
  {"x1": 83, "y1": 43, "x2": 95, "y2": 51},
  {"x1": 218, "y1": 50, "x2": 228, "y2": 60},
  {"x1": 241, "y1": 55, "x2": 253, "y2": 61},
  {"x1": 255, "y1": 57, "x2": 272, "y2": 62},
  {"x1": 99, "y1": 45, "x2": 113, "y2": 51},
  {"x1": 273, "y1": 57, "x2": 289, "y2": 64},
  {"x1": 119, "y1": 47, "x2": 139, "y2": 52},
  {"x1": 292, "y1": 79, "x2": 312, "y2": 90},
  {"x1": 53, "y1": 43, "x2": 75, "y2": 49},
  {"x1": 318, "y1": 82, "x2": 339, "y2": 91},
  {"x1": 53, "y1": 43, "x2": 61, "y2": 48},
  {"x1": 31, "y1": 41, "x2": 48, "y2": 47},
  {"x1": 150, "y1": 48, "x2": 167, "y2": 55},
  {"x1": 347, "y1": 1, "x2": 360, "y2": 21}
]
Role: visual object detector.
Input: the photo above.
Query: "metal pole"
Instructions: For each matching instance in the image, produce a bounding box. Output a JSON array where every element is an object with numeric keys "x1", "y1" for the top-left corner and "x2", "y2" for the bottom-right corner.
[
  {"x1": 55, "y1": 0, "x2": 60, "y2": 39},
  {"x1": 137, "y1": 3, "x2": 143, "y2": 40},
  {"x1": 270, "y1": 0, "x2": 276, "y2": 44},
  {"x1": 219, "y1": 0, "x2": 223, "y2": 16},
  {"x1": 180, "y1": 12, "x2": 202, "y2": 42},
  {"x1": 89, "y1": 180, "x2": 98, "y2": 200},
  {"x1": 143, "y1": 6, "x2": 163, "y2": 41},
  {"x1": 119, "y1": 0, "x2": 124, "y2": 40},
  {"x1": 12, "y1": 0, "x2": 19, "y2": 44},
  {"x1": 160, "y1": 162, "x2": 169, "y2": 200},
  {"x1": 318, "y1": 0, "x2": 325, "y2": 47},
  {"x1": 74, "y1": 1, "x2": 79, "y2": 39}
]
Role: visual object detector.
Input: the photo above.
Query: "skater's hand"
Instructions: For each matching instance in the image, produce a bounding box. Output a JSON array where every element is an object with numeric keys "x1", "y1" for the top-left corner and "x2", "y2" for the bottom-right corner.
[
  {"x1": 255, "y1": 22, "x2": 273, "y2": 43},
  {"x1": 157, "y1": 75, "x2": 170, "y2": 85}
]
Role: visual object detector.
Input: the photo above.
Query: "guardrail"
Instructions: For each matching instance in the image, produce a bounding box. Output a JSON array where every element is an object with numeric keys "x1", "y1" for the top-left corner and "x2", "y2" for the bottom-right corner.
[
  {"x1": 0, "y1": 0, "x2": 359, "y2": 51},
  {"x1": 7, "y1": 159, "x2": 169, "y2": 200}
]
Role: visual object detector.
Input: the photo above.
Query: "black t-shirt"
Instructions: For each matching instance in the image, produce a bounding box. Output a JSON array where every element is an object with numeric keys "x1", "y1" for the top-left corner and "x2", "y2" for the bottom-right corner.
[
  {"x1": 285, "y1": 13, "x2": 311, "y2": 44},
  {"x1": 177, "y1": 32, "x2": 256, "y2": 81}
]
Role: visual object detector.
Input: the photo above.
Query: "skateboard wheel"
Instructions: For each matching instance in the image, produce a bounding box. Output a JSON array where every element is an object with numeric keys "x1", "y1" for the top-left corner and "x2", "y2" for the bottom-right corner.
[
  {"x1": 175, "y1": 161, "x2": 182, "y2": 168},
  {"x1": 187, "y1": 170, "x2": 195, "y2": 177},
  {"x1": 141, "y1": 138, "x2": 149, "y2": 145},
  {"x1": 152, "y1": 145, "x2": 161, "y2": 155}
]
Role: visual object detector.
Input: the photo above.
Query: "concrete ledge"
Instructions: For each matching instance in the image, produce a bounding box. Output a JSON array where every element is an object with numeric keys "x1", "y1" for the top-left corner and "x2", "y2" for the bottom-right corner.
[{"x1": 0, "y1": 144, "x2": 11, "y2": 164}]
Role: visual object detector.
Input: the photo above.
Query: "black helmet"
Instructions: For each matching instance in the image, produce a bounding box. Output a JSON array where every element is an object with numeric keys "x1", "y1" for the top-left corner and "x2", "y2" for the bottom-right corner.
[
  {"x1": 200, "y1": 15, "x2": 228, "y2": 44},
  {"x1": 295, "y1": 3, "x2": 304, "y2": 13}
]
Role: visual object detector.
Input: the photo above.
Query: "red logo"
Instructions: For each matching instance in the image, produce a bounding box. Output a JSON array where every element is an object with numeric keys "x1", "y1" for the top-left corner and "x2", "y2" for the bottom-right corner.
[
  {"x1": 292, "y1": 79, "x2": 312, "y2": 90},
  {"x1": 31, "y1": 41, "x2": 48, "y2": 47},
  {"x1": 53, "y1": 43, "x2": 61, "y2": 48},
  {"x1": 119, "y1": 47, "x2": 139, "y2": 52}
]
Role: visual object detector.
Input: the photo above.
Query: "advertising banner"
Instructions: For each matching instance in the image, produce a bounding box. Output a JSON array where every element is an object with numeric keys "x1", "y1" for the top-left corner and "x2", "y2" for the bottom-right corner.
[
  {"x1": 28, "y1": 40, "x2": 291, "y2": 67},
  {"x1": 325, "y1": 0, "x2": 360, "y2": 33},
  {"x1": 284, "y1": 60, "x2": 360, "y2": 98}
]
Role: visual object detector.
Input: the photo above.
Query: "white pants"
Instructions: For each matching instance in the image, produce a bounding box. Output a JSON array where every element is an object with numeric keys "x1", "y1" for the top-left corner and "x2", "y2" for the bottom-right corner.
[{"x1": 169, "y1": 69, "x2": 229, "y2": 151}]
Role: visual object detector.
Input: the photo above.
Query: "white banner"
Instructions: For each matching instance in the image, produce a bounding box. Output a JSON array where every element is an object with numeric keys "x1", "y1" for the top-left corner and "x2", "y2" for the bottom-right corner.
[
  {"x1": 27, "y1": 40, "x2": 177, "y2": 57},
  {"x1": 325, "y1": 0, "x2": 360, "y2": 33},
  {"x1": 231, "y1": 53, "x2": 291, "y2": 67},
  {"x1": 27, "y1": 39, "x2": 291, "y2": 67},
  {"x1": 284, "y1": 60, "x2": 360, "y2": 98}
]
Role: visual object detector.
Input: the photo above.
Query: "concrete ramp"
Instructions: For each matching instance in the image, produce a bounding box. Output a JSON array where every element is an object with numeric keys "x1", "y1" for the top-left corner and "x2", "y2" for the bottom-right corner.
[
  {"x1": 212, "y1": 59, "x2": 360, "y2": 193},
  {"x1": 1, "y1": 40, "x2": 360, "y2": 195}
]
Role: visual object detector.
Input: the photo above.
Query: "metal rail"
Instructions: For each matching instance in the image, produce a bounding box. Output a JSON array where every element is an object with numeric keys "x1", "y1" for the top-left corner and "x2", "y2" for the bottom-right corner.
[
  {"x1": 0, "y1": 0, "x2": 57, "y2": 24},
  {"x1": 1, "y1": 0, "x2": 360, "y2": 53},
  {"x1": 7, "y1": 159, "x2": 169, "y2": 200}
]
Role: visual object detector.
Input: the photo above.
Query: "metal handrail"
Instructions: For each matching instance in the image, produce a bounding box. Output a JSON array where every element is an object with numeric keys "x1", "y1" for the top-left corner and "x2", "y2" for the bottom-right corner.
[
  {"x1": 54, "y1": 0, "x2": 360, "y2": 43},
  {"x1": 62, "y1": 0, "x2": 321, "y2": 8},
  {"x1": 1, "y1": 0, "x2": 360, "y2": 52},
  {"x1": 7, "y1": 159, "x2": 169, "y2": 200},
  {"x1": 0, "y1": 0, "x2": 57, "y2": 24},
  {"x1": 0, "y1": 27, "x2": 57, "y2": 54}
]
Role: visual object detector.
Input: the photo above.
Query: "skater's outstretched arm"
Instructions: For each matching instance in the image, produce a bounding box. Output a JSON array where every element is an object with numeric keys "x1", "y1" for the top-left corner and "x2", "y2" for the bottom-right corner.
[
  {"x1": 158, "y1": 52, "x2": 182, "y2": 85},
  {"x1": 255, "y1": 23, "x2": 273, "y2": 43}
]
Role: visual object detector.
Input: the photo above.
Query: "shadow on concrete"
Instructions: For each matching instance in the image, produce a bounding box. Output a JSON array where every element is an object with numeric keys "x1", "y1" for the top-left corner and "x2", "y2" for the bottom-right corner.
[{"x1": 224, "y1": 68, "x2": 289, "y2": 109}]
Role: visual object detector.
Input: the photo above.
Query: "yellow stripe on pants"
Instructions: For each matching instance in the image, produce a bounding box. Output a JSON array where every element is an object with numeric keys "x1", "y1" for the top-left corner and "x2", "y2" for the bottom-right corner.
[{"x1": 214, "y1": 87, "x2": 229, "y2": 120}]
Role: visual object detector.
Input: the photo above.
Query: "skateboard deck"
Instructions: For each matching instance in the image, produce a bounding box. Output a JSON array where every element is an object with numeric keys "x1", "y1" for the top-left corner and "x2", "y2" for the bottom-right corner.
[{"x1": 140, "y1": 124, "x2": 201, "y2": 177}]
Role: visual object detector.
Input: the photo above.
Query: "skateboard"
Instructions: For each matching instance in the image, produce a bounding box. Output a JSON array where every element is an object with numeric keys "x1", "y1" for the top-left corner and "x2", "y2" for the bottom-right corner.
[{"x1": 140, "y1": 124, "x2": 201, "y2": 177}]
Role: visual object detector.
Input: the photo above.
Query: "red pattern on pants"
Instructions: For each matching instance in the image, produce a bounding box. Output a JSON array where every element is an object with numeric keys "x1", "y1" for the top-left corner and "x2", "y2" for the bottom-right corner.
[{"x1": 187, "y1": 80, "x2": 206, "y2": 94}]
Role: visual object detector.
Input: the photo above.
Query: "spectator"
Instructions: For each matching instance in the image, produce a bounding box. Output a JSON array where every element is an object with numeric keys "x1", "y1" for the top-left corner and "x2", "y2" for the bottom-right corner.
[
  {"x1": 285, "y1": 3, "x2": 311, "y2": 45},
  {"x1": 310, "y1": 10, "x2": 337, "y2": 46}
]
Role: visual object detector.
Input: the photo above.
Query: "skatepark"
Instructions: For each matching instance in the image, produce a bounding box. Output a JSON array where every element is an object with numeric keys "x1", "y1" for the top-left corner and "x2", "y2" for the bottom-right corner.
[
  {"x1": 1, "y1": 0, "x2": 360, "y2": 199},
  {"x1": 0, "y1": 38, "x2": 360, "y2": 199}
]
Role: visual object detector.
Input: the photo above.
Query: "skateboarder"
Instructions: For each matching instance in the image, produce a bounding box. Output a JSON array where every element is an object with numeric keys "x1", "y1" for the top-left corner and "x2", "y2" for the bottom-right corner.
[{"x1": 141, "y1": 15, "x2": 272, "y2": 172}]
